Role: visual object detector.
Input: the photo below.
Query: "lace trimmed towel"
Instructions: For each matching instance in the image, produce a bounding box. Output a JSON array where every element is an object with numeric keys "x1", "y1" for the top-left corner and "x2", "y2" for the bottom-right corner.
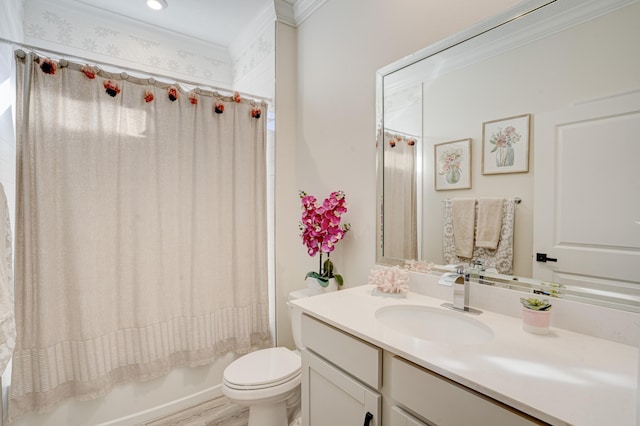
[{"x1": 443, "y1": 198, "x2": 516, "y2": 274}]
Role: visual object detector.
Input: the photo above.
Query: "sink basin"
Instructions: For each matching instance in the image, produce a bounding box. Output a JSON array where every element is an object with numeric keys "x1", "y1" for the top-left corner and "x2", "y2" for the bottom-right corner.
[{"x1": 375, "y1": 305, "x2": 494, "y2": 345}]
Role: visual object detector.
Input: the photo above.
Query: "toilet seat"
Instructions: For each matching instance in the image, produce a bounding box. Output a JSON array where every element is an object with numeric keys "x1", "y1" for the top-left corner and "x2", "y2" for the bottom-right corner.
[
  {"x1": 221, "y1": 289, "x2": 317, "y2": 426},
  {"x1": 223, "y1": 347, "x2": 301, "y2": 391}
]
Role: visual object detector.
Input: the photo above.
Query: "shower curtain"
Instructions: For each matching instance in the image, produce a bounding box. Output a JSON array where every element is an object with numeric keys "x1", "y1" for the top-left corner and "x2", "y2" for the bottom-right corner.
[
  {"x1": 382, "y1": 131, "x2": 418, "y2": 260},
  {"x1": 9, "y1": 52, "x2": 271, "y2": 419}
]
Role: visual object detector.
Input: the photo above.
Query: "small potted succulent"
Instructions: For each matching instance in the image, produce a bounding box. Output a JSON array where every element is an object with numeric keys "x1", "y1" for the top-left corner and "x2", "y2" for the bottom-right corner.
[{"x1": 520, "y1": 297, "x2": 552, "y2": 334}]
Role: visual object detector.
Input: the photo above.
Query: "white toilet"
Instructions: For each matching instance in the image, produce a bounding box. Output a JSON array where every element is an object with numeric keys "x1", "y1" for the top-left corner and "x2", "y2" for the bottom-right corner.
[{"x1": 221, "y1": 288, "x2": 317, "y2": 426}]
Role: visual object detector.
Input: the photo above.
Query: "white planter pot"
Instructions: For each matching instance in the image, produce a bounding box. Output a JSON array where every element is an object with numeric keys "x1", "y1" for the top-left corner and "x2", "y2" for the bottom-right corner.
[{"x1": 306, "y1": 277, "x2": 339, "y2": 294}]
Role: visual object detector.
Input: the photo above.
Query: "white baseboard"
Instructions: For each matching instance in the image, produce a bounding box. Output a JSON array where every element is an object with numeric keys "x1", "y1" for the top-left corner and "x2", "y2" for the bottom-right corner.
[{"x1": 95, "y1": 384, "x2": 223, "y2": 426}]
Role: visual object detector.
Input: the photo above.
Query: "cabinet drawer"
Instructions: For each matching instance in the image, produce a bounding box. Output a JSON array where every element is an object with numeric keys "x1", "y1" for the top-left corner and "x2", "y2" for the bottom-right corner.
[
  {"x1": 301, "y1": 314, "x2": 381, "y2": 389},
  {"x1": 390, "y1": 356, "x2": 544, "y2": 426}
]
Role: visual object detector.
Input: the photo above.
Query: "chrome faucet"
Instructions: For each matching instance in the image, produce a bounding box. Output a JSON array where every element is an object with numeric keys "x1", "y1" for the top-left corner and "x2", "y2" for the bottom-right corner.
[
  {"x1": 470, "y1": 259, "x2": 485, "y2": 284},
  {"x1": 440, "y1": 265, "x2": 482, "y2": 314},
  {"x1": 452, "y1": 265, "x2": 469, "y2": 311}
]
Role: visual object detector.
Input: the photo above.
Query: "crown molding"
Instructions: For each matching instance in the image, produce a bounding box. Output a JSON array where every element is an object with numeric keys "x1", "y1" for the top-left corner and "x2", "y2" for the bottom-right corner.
[
  {"x1": 292, "y1": 0, "x2": 328, "y2": 25},
  {"x1": 275, "y1": 0, "x2": 327, "y2": 27},
  {"x1": 274, "y1": 0, "x2": 295, "y2": 27}
]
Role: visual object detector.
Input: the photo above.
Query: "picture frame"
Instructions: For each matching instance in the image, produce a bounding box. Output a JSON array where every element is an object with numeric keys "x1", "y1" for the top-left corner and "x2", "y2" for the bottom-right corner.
[
  {"x1": 482, "y1": 114, "x2": 530, "y2": 174},
  {"x1": 434, "y1": 138, "x2": 472, "y2": 191}
]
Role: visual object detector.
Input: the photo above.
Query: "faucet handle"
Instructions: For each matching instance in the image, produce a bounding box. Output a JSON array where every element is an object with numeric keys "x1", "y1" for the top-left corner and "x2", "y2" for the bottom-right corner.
[
  {"x1": 454, "y1": 264, "x2": 465, "y2": 275},
  {"x1": 472, "y1": 259, "x2": 485, "y2": 269}
]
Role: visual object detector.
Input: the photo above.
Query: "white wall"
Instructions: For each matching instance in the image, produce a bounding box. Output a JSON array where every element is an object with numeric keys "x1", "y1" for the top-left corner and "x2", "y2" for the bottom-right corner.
[
  {"x1": 0, "y1": 0, "x2": 23, "y2": 420},
  {"x1": 231, "y1": 14, "x2": 278, "y2": 343},
  {"x1": 0, "y1": 0, "x2": 23, "y2": 229},
  {"x1": 0, "y1": 0, "x2": 24, "y2": 43},
  {"x1": 273, "y1": 20, "x2": 298, "y2": 348},
  {"x1": 0, "y1": 43, "x2": 17, "y2": 234},
  {"x1": 288, "y1": 0, "x2": 520, "y2": 304}
]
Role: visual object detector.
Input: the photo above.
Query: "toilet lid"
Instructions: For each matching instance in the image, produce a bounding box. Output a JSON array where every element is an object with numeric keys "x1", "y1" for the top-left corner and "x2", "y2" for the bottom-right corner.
[{"x1": 224, "y1": 347, "x2": 301, "y2": 388}]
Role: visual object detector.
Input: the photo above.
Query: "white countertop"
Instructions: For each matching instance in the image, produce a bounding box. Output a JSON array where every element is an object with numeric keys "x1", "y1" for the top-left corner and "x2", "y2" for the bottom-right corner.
[{"x1": 291, "y1": 284, "x2": 639, "y2": 426}]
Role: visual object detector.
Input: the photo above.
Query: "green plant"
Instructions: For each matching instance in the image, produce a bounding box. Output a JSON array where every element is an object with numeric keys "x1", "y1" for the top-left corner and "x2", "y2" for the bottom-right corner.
[
  {"x1": 306, "y1": 256, "x2": 344, "y2": 287},
  {"x1": 520, "y1": 297, "x2": 552, "y2": 311}
]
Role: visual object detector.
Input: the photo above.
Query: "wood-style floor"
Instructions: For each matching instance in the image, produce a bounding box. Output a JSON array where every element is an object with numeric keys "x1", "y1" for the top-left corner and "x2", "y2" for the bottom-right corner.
[{"x1": 141, "y1": 395, "x2": 301, "y2": 426}]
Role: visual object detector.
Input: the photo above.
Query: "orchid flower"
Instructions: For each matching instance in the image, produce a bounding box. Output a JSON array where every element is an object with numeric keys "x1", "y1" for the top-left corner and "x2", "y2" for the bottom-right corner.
[{"x1": 299, "y1": 190, "x2": 350, "y2": 287}]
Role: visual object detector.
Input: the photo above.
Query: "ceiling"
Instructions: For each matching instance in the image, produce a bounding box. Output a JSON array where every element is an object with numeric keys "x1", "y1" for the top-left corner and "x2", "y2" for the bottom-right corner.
[{"x1": 70, "y1": 0, "x2": 288, "y2": 48}]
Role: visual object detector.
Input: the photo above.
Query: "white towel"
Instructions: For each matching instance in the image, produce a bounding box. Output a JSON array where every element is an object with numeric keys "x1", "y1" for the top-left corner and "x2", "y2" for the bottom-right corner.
[
  {"x1": 475, "y1": 198, "x2": 504, "y2": 249},
  {"x1": 452, "y1": 198, "x2": 476, "y2": 258}
]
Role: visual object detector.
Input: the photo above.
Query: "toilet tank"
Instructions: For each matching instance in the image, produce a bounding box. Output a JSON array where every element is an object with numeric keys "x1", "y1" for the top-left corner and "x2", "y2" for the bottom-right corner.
[{"x1": 287, "y1": 288, "x2": 319, "y2": 350}]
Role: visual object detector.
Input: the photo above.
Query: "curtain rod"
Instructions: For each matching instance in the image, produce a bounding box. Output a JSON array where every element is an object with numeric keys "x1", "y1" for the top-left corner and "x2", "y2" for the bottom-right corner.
[
  {"x1": 444, "y1": 197, "x2": 522, "y2": 204},
  {"x1": 384, "y1": 128, "x2": 420, "y2": 139},
  {"x1": 0, "y1": 37, "x2": 272, "y2": 104}
]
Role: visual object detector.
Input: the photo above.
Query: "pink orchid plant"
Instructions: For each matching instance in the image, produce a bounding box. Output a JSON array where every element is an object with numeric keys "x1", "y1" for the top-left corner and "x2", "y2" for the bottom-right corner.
[{"x1": 299, "y1": 190, "x2": 350, "y2": 287}]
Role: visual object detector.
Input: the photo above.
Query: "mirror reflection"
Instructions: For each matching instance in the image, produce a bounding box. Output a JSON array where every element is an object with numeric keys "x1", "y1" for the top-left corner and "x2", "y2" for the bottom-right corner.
[
  {"x1": 381, "y1": 83, "x2": 421, "y2": 260},
  {"x1": 376, "y1": 0, "x2": 640, "y2": 312}
]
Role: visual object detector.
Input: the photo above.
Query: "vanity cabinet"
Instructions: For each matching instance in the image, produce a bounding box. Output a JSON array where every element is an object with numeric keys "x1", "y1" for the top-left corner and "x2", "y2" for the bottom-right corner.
[
  {"x1": 388, "y1": 356, "x2": 544, "y2": 425},
  {"x1": 301, "y1": 314, "x2": 382, "y2": 425},
  {"x1": 390, "y1": 406, "x2": 429, "y2": 426},
  {"x1": 302, "y1": 350, "x2": 381, "y2": 425},
  {"x1": 301, "y1": 313, "x2": 546, "y2": 426}
]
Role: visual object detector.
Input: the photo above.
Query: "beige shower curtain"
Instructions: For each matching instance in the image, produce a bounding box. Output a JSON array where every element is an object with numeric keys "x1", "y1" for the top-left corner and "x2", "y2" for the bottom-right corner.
[
  {"x1": 10, "y1": 53, "x2": 270, "y2": 419},
  {"x1": 383, "y1": 132, "x2": 418, "y2": 260}
]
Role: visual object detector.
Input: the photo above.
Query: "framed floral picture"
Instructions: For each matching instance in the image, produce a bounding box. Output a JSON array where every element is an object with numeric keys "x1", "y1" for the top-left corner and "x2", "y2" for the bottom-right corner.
[
  {"x1": 482, "y1": 114, "x2": 531, "y2": 174},
  {"x1": 434, "y1": 138, "x2": 472, "y2": 191}
]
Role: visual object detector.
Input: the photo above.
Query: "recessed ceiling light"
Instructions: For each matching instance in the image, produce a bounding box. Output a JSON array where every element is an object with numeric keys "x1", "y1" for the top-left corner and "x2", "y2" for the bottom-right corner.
[{"x1": 147, "y1": 0, "x2": 168, "y2": 11}]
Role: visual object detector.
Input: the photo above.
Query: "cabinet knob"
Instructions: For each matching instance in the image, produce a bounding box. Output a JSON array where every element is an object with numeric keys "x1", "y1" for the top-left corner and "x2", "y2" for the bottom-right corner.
[{"x1": 363, "y1": 411, "x2": 374, "y2": 425}]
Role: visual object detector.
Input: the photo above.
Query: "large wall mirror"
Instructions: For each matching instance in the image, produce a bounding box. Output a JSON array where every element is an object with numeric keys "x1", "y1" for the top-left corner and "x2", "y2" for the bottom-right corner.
[{"x1": 375, "y1": 0, "x2": 640, "y2": 312}]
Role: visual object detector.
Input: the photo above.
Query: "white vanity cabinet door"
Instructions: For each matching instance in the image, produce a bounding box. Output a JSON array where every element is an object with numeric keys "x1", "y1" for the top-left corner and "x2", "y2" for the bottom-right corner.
[
  {"x1": 302, "y1": 349, "x2": 381, "y2": 426},
  {"x1": 391, "y1": 406, "x2": 430, "y2": 426},
  {"x1": 390, "y1": 356, "x2": 544, "y2": 426}
]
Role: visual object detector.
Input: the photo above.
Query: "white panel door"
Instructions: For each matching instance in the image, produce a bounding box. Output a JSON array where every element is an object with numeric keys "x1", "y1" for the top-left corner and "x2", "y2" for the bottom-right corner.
[{"x1": 533, "y1": 91, "x2": 640, "y2": 308}]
